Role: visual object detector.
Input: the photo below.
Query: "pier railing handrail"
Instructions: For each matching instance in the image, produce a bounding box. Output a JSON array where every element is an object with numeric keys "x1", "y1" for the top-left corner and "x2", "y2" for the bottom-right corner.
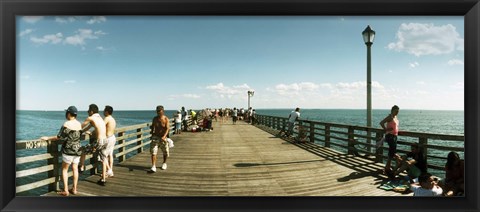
[
  {"x1": 255, "y1": 114, "x2": 464, "y2": 174},
  {"x1": 15, "y1": 116, "x2": 201, "y2": 195}
]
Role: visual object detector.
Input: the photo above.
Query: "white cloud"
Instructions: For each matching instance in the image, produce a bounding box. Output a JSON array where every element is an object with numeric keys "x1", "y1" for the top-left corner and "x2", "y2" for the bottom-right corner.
[
  {"x1": 28, "y1": 28, "x2": 105, "y2": 47},
  {"x1": 55, "y1": 16, "x2": 78, "y2": 23},
  {"x1": 87, "y1": 16, "x2": 107, "y2": 24},
  {"x1": 19, "y1": 29, "x2": 34, "y2": 37},
  {"x1": 94, "y1": 30, "x2": 107, "y2": 36},
  {"x1": 22, "y1": 16, "x2": 44, "y2": 24},
  {"x1": 64, "y1": 29, "x2": 100, "y2": 46},
  {"x1": 183, "y1": 94, "x2": 201, "y2": 99},
  {"x1": 387, "y1": 23, "x2": 463, "y2": 56},
  {"x1": 335, "y1": 81, "x2": 384, "y2": 90},
  {"x1": 274, "y1": 82, "x2": 321, "y2": 95},
  {"x1": 64, "y1": 80, "x2": 76, "y2": 84},
  {"x1": 206, "y1": 83, "x2": 251, "y2": 96},
  {"x1": 415, "y1": 90, "x2": 429, "y2": 95},
  {"x1": 447, "y1": 59, "x2": 464, "y2": 66},
  {"x1": 416, "y1": 81, "x2": 426, "y2": 85},
  {"x1": 30, "y1": 33, "x2": 63, "y2": 44},
  {"x1": 409, "y1": 62, "x2": 420, "y2": 68}
]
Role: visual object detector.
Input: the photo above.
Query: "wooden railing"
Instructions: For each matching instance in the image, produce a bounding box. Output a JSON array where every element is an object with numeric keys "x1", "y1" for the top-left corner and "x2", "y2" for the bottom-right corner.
[
  {"x1": 255, "y1": 114, "x2": 464, "y2": 174},
  {"x1": 14, "y1": 114, "x2": 202, "y2": 195}
]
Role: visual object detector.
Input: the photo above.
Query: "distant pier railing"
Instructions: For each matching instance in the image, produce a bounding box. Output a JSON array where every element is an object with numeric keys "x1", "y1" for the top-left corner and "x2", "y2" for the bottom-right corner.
[{"x1": 255, "y1": 114, "x2": 464, "y2": 174}]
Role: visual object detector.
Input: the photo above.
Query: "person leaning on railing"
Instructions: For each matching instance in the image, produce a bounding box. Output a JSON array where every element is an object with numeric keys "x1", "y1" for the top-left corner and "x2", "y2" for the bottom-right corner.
[{"x1": 40, "y1": 106, "x2": 83, "y2": 196}]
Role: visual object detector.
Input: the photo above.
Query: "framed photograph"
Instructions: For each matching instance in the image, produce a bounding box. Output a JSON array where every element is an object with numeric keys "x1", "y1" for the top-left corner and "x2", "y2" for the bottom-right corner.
[{"x1": 1, "y1": 0, "x2": 479, "y2": 211}]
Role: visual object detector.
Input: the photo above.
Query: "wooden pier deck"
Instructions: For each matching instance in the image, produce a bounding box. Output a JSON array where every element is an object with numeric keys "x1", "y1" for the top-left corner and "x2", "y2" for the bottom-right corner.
[{"x1": 45, "y1": 121, "x2": 411, "y2": 196}]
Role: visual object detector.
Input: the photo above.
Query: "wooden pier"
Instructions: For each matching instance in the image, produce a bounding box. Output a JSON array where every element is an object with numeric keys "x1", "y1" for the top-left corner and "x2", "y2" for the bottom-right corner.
[
  {"x1": 42, "y1": 121, "x2": 407, "y2": 196},
  {"x1": 16, "y1": 114, "x2": 464, "y2": 197}
]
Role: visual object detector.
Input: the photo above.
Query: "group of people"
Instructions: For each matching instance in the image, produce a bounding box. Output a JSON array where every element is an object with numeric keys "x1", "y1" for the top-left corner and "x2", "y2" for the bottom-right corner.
[
  {"x1": 40, "y1": 104, "x2": 117, "y2": 196},
  {"x1": 380, "y1": 105, "x2": 464, "y2": 196},
  {"x1": 40, "y1": 104, "x2": 174, "y2": 196}
]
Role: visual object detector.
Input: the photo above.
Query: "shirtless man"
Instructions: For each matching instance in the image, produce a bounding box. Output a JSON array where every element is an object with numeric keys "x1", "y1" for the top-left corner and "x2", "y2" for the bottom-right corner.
[
  {"x1": 103, "y1": 105, "x2": 117, "y2": 178},
  {"x1": 148, "y1": 105, "x2": 170, "y2": 173},
  {"x1": 81, "y1": 104, "x2": 108, "y2": 186}
]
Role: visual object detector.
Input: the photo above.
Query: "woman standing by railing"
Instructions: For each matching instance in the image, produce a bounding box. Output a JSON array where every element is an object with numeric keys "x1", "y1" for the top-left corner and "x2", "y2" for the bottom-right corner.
[{"x1": 379, "y1": 105, "x2": 400, "y2": 176}]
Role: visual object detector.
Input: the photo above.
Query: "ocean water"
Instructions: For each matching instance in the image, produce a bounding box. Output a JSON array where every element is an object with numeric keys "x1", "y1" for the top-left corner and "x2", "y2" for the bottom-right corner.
[
  {"x1": 15, "y1": 109, "x2": 464, "y2": 196},
  {"x1": 255, "y1": 109, "x2": 464, "y2": 136},
  {"x1": 16, "y1": 109, "x2": 464, "y2": 141}
]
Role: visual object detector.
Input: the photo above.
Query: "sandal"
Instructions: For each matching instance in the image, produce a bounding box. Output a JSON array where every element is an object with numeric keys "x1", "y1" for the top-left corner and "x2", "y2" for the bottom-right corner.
[
  {"x1": 57, "y1": 191, "x2": 69, "y2": 196},
  {"x1": 79, "y1": 165, "x2": 85, "y2": 173},
  {"x1": 69, "y1": 189, "x2": 78, "y2": 195}
]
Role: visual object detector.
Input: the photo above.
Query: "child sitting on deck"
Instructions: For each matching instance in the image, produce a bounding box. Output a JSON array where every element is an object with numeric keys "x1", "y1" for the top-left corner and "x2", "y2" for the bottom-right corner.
[
  {"x1": 294, "y1": 124, "x2": 308, "y2": 143},
  {"x1": 410, "y1": 172, "x2": 443, "y2": 196}
]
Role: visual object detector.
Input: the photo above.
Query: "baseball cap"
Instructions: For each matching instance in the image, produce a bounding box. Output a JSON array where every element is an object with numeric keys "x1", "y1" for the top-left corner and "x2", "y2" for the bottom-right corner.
[{"x1": 66, "y1": 106, "x2": 78, "y2": 115}]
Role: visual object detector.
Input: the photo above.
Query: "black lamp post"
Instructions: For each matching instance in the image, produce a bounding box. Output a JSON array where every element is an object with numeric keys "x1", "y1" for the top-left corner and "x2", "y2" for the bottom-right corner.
[{"x1": 362, "y1": 25, "x2": 375, "y2": 129}]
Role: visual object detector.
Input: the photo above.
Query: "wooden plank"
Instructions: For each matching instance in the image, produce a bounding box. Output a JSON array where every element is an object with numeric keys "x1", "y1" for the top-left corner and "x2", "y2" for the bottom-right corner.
[
  {"x1": 16, "y1": 153, "x2": 53, "y2": 164},
  {"x1": 16, "y1": 164, "x2": 54, "y2": 178},
  {"x1": 17, "y1": 177, "x2": 56, "y2": 193}
]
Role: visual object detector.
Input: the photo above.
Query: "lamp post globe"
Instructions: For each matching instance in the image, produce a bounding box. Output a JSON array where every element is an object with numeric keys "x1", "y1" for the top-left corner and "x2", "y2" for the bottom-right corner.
[{"x1": 247, "y1": 91, "x2": 254, "y2": 109}]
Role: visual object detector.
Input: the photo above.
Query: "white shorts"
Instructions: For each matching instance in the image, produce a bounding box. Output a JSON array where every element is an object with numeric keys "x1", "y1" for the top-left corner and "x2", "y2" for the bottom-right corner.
[
  {"x1": 105, "y1": 135, "x2": 116, "y2": 156},
  {"x1": 62, "y1": 154, "x2": 80, "y2": 164}
]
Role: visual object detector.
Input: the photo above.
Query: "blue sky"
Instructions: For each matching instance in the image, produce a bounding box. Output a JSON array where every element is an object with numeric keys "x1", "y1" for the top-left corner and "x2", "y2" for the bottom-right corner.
[{"x1": 17, "y1": 16, "x2": 464, "y2": 111}]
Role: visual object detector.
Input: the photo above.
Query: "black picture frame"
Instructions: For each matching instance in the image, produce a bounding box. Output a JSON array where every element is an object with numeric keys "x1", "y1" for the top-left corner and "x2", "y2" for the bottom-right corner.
[{"x1": 1, "y1": 0, "x2": 479, "y2": 211}]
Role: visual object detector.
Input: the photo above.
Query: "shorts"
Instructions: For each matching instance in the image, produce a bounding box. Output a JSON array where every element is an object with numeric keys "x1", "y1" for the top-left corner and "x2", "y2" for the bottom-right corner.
[
  {"x1": 175, "y1": 122, "x2": 181, "y2": 130},
  {"x1": 96, "y1": 138, "x2": 109, "y2": 162},
  {"x1": 408, "y1": 165, "x2": 422, "y2": 178},
  {"x1": 62, "y1": 154, "x2": 80, "y2": 164},
  {"x1": 386, "y1": 133, "x2": 397, "y2": 159},
  {"x1": 105, "y1": 135, "x2": 116, "y2": 156},
  {"x1": 150, "y1": 136, "x2": 169, "y2": 157},
  {"x1": 287, "y1": 122, "x2": 295, "y2": 135}
]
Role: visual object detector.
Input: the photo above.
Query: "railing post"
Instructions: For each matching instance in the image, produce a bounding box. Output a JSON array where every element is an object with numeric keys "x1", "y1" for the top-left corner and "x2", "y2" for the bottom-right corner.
[
  {"x1": 137, "y1": 128, "x2": 143, "y2": 154},
  {"x1": 375, "y1": 132, "x2": 384, "y2": 163},
  {"x1": 309, "y1": 121, "x2": 315, "y2": 143},
  {"x1": 47, "y1": 141, "x2": 60, "y2": 192},
  {"x1": 347, "y1": 126, "x2": 354, "y2": 155},
  {"x1": 419, "y1": 136, "x2": 428, "y2": 171},
  {"x1": 367, "y1": 128, "x2": 372, "y2": 153},
  {"x1": 325, "y1": 124, "x2": 331, "y2": 148},
  {"x1": 118, "y1": 131, "x2": 125, "y2": 163}
]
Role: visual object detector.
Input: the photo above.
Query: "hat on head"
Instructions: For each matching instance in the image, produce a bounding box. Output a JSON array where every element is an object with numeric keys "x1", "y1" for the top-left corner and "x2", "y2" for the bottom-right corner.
[{"x1": 66, "y1": 106, "x2": 78, "y2": 115}]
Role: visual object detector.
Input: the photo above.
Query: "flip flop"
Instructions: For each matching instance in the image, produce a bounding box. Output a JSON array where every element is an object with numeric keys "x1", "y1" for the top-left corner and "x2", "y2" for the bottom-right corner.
[
  {"x1": 379, "y1": 184, "x2": 394, "y2": 190},
  {"x1": 69, "y1": 189, "x2": 78, "y2": 195},
  {"x1": 57, "y1": 191, "x2": 69, "y2": 196}
]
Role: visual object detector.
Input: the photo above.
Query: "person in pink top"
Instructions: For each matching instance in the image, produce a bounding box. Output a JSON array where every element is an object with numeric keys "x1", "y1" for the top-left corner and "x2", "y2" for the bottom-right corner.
[{"x1": 379, "y1": 105, "x2": 400, "y2": 177}]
